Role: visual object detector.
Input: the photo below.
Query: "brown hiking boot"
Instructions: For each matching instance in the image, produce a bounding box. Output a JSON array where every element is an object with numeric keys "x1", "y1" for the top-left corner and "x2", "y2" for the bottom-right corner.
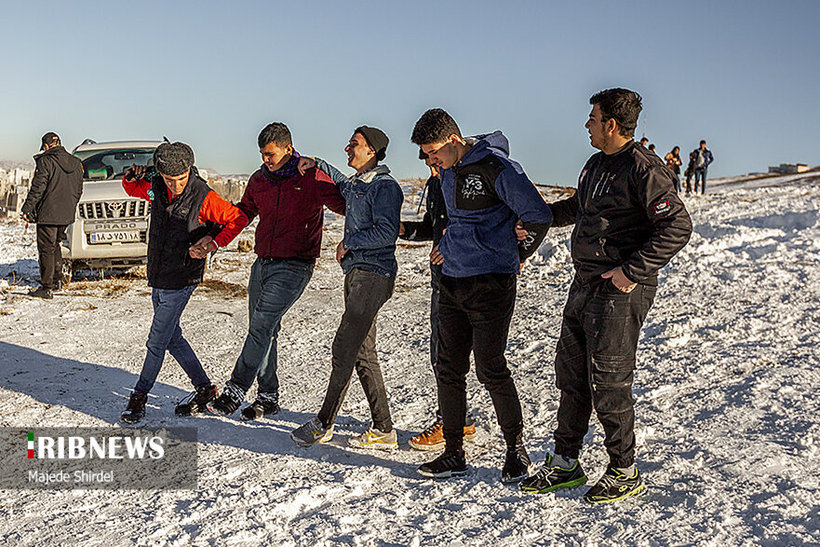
[{"x1": 409, "y1": 420, "x2": 477, "y2": 451}]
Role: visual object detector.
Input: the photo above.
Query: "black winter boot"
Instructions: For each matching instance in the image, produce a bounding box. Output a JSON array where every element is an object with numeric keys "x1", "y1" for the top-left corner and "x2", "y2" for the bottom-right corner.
[
  {"x1": 501, "y1": 434, "x2": 532, "y2": 483},
  {"x1": 240, "y1": 395, "x2": 280, "y2": 421},
  {"x1": 418, "y1": 449, "x2": 469, "y2": 479},
  {"x1": 121, "y1": 392, "x2": 148, "y2": 424},
  {"x1": 175, "y1": 384, "x2": 218, "y2": 416}
]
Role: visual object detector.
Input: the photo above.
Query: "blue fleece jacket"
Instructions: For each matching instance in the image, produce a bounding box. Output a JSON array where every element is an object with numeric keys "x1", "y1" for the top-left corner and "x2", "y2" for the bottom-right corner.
[
  {"x1": 438, "y1": 131, "x2": 553, "y2": 277},
  {"x1": 316, "y1": 159, "x2": 403, "y2": 279}
]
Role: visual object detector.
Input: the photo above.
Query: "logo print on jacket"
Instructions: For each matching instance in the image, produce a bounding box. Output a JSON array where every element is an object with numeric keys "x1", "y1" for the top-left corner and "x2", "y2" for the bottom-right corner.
[
  {"x1": 653, "y1": 201, "x2": 672, "y2": 217},
  {"x1": 461, "y1": 174, "x2": 487, "y2": 199}
]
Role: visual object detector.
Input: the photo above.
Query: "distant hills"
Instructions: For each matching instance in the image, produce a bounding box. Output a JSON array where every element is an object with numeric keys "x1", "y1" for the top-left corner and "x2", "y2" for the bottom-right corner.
[{"x1": 0, "y1": 159, "x2": 34, "y2": 170}]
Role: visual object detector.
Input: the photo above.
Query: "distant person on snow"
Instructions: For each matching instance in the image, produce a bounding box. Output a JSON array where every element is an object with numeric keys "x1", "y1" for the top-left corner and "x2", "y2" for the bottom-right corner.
[
  {"x1": 519, "y1": 88, "x2": 692, "y2": 503},
  {"x1": 665, "y1": 146, "x2": 682, "y2": 192},
  {"x1": 691, "y1": 139, "x2": 714, "y2": 194},
  {"x1": 290, "y1": 126, "x2": 404, "y2": 450},
  {"x1": 648, "y1": 143, "x2": 656, "y2": 153},
  {"x1": 684, "y1": 148, "x2": 698, "y2": 195},
  {"x1": 119, "y1": 142, "x2": 247, "y2": 424},
  {"x1": 21, "y1": 132, "x2": 84, "y2": 299},
  {"x1": 206, "y1": 122, "x2": 345, "y2": 421},
  {"x1": 410, "y1": 108, "x2": 553, "y2": 483}
]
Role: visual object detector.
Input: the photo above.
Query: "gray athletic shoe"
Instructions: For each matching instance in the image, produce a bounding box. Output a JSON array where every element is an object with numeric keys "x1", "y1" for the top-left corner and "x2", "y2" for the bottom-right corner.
[{"x1": 291, "y1": 417, "x2": 334, "y2": 446}]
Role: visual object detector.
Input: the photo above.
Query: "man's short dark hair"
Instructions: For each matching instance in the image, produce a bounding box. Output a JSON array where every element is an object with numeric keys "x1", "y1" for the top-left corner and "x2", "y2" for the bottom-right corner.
[
  {"x1": 589, "y1": 88, "x2": 642, "y2": 138},
  {"x1": 411, "y1": 108, "x2": 462, "y2": 145},
  {"x1": 258, "y1": 122, "x2": 292, "y2": 148},
  {"x1": 700, "y1": 140, "x2": 707, "y2": 145}
]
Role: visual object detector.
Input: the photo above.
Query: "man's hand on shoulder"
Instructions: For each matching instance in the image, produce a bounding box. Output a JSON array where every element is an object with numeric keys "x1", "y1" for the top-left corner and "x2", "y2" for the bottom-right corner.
[{"x1": 297, "y1": 157, "x2": 316, "y2": 176}]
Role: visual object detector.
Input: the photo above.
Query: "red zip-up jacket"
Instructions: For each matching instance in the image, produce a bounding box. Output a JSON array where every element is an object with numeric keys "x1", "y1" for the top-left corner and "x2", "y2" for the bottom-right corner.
[{"x1": 238, "y1": 166, "x2": 345, "y2": 261}]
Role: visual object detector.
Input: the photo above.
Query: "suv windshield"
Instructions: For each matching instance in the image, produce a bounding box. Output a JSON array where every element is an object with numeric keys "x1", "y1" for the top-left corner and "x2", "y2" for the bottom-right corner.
[{"x1": 74, "y1": 148, "x2": 156, "y2": 180}]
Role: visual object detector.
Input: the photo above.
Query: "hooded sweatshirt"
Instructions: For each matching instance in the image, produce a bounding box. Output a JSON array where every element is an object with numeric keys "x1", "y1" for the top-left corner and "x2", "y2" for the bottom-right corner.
[
  {"x1": 438, "y1": 131, "x2": 553, "y2": 277},
  {"x1": 22, "y1": 146, "x2": 84, "y2": 225}
]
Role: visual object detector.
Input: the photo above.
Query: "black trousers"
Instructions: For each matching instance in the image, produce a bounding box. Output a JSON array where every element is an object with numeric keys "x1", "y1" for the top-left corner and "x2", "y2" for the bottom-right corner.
[
  {"x1": 553, "y1": 275, "x2": 656, "y2": 468},
  {"x1": 437, "y1": 273, "x2": 523, "y2": 453},
  {"x1": 36, "y1": 224, "x2": 67, "y2": 290},
  {"x1": 317, "y1": 268, "x2": 394, "y2": 432}
]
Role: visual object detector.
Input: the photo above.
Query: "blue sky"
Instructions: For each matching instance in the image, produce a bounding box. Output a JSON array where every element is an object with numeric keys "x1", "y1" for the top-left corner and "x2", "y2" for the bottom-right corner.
[{"x1": 1, "y1": 1, "x2": 818, "y2": 185}]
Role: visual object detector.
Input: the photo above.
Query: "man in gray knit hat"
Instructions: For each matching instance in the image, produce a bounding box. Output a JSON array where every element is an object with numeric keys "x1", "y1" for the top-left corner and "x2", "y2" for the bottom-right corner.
[{"x1": 119, "y1": 141, "x2": 248, "y2": 424}]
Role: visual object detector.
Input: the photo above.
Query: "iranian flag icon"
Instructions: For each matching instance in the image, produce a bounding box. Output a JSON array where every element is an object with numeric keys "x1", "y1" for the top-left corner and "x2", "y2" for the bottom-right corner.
[{"x1": 27, "y1": 432, "x2": 34, "y2": 459}]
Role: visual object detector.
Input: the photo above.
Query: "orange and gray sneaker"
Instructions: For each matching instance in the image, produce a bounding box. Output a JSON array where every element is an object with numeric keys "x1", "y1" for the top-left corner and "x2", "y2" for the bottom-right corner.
[{"x1": 409, "y1": 419, "x2": 477, "y2": 450}]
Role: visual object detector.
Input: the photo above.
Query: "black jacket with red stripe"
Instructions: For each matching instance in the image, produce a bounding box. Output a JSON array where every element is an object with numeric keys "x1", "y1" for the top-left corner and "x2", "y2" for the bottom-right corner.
[{"x1": 549, "y1": 141, "x2": 692, "y2": 285}]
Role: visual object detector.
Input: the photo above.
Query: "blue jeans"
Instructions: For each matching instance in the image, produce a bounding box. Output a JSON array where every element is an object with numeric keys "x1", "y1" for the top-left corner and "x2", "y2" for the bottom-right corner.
[
  {"x1": 694, "y1": 167, "x2": 707, "y2": 194},
  {"x1": 134, "y1": 285, "x2": 210, "y2": 394},
  {"x1": 228, "y1": 258, "x2": 313, "y2": 397}
]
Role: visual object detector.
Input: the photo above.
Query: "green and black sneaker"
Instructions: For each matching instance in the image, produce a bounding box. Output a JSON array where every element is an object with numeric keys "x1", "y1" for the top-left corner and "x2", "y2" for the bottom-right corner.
[
  {"x1": 583, "y1": 466, "x2": 646, "y2": 504},
  {"x1": 520, "y1": 454, "x2": 587, "y2": 494}
]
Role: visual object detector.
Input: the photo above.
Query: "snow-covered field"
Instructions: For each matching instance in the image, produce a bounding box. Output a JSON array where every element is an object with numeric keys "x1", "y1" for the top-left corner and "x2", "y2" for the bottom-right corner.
[{"x1": 1, "y1": 174, "x2": 819, "y2": 546}]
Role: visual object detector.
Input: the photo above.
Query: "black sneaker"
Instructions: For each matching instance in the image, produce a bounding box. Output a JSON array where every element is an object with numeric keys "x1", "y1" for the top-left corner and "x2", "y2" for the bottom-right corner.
[
  {"x1": 418, "y1": 449, "x2": 469, "y2": 479},
  {"x1": 207, "y1": 387, "x2": 242, "y2": 415},
  {"x1": 121, "y1": 392, "x2": 148, "y2": 424},
  {"x1": 240, "y1": 398, "x2": 280, "y2": 421},
  {"x1": 520, "y1": 454, "x2": 587, "y2": 494},
  {"x1": 501, "y1": 441, "x2": 532, "y2": 483},
  {"x1": 175, "y1": 384, "x2": 218, "y2": 416},
  {"x1": 584, "y1": 466, "x2": 645, "y2": 504},
  {"x1": 29, "y1": 286, "x2": 53, "y2": 299}
]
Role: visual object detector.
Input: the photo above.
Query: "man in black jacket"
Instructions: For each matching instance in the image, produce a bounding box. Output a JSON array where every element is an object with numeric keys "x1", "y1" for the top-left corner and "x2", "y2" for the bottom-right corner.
[
  {"x1": 21, "y1": 132, "x2": 84, "y2": 299},
  {"x1": 520, "y1": 88, "x2": 692, "y2": 503}
]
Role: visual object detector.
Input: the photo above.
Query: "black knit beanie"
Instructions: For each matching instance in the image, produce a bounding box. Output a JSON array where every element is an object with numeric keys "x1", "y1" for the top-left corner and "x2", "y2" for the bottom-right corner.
[
  {"x1": 354, "y1": 126, "x2": 389, "y2": 161},
  {"x1": 154, "y1": 142, "x2": 194, "y2": 176}
]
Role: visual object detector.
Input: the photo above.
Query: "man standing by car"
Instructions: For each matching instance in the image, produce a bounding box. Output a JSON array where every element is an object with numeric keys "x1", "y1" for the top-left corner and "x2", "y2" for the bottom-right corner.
[
  {"x1": 410, "y1": 109, "x2": 553, "y2": 482},
  {"x1": 519, "y1": 88, "x2": 692, "y2": 503},
  {"x1": 208, "y1": 122, "x2": 346, "y2": 421},
  {"x1": 21, "y1": 132, "x2": 84, "y2": 299},
  {"x1": 119, "y1": 142, "x2": 247, "y2": 423}
]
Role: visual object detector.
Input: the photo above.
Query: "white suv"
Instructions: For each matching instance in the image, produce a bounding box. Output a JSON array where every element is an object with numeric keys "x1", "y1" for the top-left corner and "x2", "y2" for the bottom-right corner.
[{"x1": 62, "y1": 140, "x2": 162, "y2": 277}]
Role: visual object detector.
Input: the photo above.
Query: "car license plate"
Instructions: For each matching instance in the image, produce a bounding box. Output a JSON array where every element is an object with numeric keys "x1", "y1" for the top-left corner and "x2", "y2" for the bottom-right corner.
[{"x1": 89, "y1": 232, "x2": 140, "y2": 244}]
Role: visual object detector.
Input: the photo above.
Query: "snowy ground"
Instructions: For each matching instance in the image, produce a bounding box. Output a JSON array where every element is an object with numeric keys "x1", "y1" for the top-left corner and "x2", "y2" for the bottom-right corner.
[{"x1": 0, "y1": 174, "x2": 818, "y2": 546}]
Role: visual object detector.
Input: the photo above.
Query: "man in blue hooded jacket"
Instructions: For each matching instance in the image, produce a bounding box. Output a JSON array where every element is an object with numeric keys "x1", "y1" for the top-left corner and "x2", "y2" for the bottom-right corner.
[{"x1": 411, "y1": 108, "x2": 553, "y2": 482}]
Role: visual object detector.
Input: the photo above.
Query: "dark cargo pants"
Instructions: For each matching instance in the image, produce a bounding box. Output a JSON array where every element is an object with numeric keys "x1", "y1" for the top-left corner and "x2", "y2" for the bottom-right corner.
[
  {"x1": 317, "y1": 268, "x2": 394, "y2": 432},
  {"x1": 553, "y1": 275, "x2": 656, "y2": 468},
  {"x1": 36, "y1": 224, "x2": 67, "y2": 289}
]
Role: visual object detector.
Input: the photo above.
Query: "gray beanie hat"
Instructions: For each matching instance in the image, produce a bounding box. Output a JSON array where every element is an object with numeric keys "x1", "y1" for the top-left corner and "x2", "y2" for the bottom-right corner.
[
  {"x1": 354, "y1": 126, "x2": 389, "y2": 161},
  {"x1": 154, "y1": 142, "x2": 194, "y2": 176}
]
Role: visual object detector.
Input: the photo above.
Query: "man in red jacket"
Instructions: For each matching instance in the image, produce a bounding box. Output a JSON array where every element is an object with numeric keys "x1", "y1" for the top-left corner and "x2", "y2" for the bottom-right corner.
[
  {"x1": 209, "y1": 122, "x2": 346, "y2": 420},
  {"x1": 119, "y1": 142, "x2": 247, "y2": 424}
]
